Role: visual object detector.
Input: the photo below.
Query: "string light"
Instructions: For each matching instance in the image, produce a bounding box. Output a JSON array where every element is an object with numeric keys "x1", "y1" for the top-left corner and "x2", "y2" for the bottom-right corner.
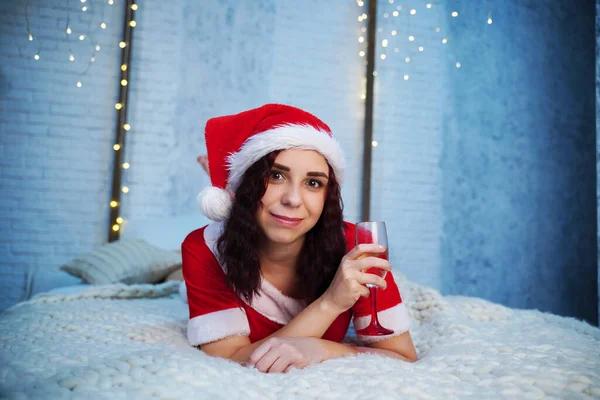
[
  {"x1": 121, "y1": 64, "x2": 127, "y2": 71},
  {"x1": 358, "y1": 36, "x2": 364, "y2": 43},
  {"x1": 76, "y1": 81, "x2": 82, "y2": 87},
  {"x1": 108, "y1": 0, "x2": 114, "y2": 4},
  {"x1": 82, "y1": 6, "x2": 87, "y2": 11},
  {"x1": 456, "y1": 62, "x2": 461, "y2": 68},
  {"x1": 28, "y1": 33, "x2": 33, "y2": 41},
  {"x1": 119, "y1": 41, "x2": 127, "y2": 48},
  {"x1": 129, "y1": 21, "x2": 136, "y2": 27},
  {"x1": 79, "y1": 34, "x2": 85, "y2": 40},
  {"x1": 116, "y1": 217, "x2": 123, "y2": 224},
  {"x1": 405, "y1": 57, "x2": 411, "y2": 63},
  {"x1": 418, "y1": 46, "x2": 424, "y2": 52},
  {"x1": 131, "y1": 4, "x2": 138, "y2": 10},
  {"x1": 112, "y1": 224, "x2": 120, "y2": 232},
  {"x1": 121, "y1": 79, "x2": 128, "y2": 86},
  {"x1": 408, "y1": 35, "x2": 415, "y2": 41},
  {"x1": 381, "y1": 39, "x2": 388, "y2": 47},
  {"x1": 410, "y1": 9, "x2": 416, "y2": 15},
  {"x1": 34, "y1": 54, "x2": 40, "y2": 60},
  {"x1": 380, "y1": 54, "x2": 386, "y2": 60},
  {"x1": 123, "y1": 124, "x2": 131, "y2": 131},
  {"x1": 66, "y1": 27, "x2": 72, "y2": 34},
  {"x1": 95, "y1": 45, "x2": 101, "y2": 51},
  {"x1": 404, "y1": 75, "x2": 409, "y2": 80},
  {"x1": 115, "y1": 103, "x2": 123, "y2": 110},
  {"x1": 452, "y1": 11, "x2": 459, "y2": 17},
  {"x1": 372, "y1": 141, "x2": 378, "y2": 147},
  {"x1": 442, "y1": 38, "x2": 448, "y2": 44},
  {"x1": 101, "y1": 23, "x2": 107, "y2": 29},
  {"x1": 69, "y1": 54, "x2": 75, "y2": 61},
  {"x1": 359, "y1": 51, "x2": 365, "y2": 57},
  {"x1": 392, "y1": 11, "x2": 399, "y2": 17},
  {"x1": 113, "y1": 144, "x2": 121, "y2": 151},
  {"x1": 426, "y1": 3, "x2": 432, "y2": 8},
  {"x1": 122, "y1": 187, "x2": 129, "y2": 193},
  {"x1": 110, "y1": 201, "x2": 119, "y2": 208},
  {"x1": 391, "y1": 30, "x2": 397, "y2": 36},
  {"x1": 122, "y1": 163, "x2": 130, "y2": 169}
]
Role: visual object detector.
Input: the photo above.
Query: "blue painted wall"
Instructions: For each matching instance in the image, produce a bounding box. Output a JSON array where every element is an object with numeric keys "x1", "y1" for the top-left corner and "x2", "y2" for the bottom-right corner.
[{"x1": 440, "y1": 0, "x2": 597, "y2": 325}]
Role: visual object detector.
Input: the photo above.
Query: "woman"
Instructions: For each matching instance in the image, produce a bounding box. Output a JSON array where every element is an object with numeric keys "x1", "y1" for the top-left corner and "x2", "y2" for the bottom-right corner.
[{"x1": 182, "y1": 104, "x2": 417, "y2": 373}]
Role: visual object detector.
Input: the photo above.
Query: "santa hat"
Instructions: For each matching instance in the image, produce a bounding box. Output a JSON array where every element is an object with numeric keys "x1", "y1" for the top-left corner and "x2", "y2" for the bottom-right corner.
[{"x1": 197, "y1": 103, "x2": 345, "y2": 221}]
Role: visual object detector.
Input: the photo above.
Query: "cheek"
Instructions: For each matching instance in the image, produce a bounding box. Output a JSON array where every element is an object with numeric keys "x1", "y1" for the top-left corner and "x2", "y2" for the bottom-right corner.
[{"x1": 306, "y1": 192, "x2": 327, "y2": 216}]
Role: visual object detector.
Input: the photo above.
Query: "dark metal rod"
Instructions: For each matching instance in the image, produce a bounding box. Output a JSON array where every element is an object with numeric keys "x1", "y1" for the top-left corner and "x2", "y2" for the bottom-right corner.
[
  {"x1": 361, "y1": 0, "x2": 377, "y2": 222},
  {"x1": 108, "y1": 0, "x2": 136, "y2": 242}
]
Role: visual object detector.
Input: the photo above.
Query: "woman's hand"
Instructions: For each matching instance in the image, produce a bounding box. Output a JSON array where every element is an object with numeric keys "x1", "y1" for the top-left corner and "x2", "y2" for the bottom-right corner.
[
  {"x1": 321, "y1": 244, "x2": 391, "y2": 314},
  {"x1": 246, "y1": 337, "x2": 326, "y2": 373}
]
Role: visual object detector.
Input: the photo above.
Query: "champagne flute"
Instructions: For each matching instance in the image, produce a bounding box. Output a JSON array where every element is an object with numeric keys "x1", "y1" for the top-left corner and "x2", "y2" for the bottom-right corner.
[{"x1": 355, "y1": 221, "x2": 394, "y2": 336}]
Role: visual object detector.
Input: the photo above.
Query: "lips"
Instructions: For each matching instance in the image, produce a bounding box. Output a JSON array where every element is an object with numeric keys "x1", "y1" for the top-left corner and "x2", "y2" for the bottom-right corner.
[{"x1": 270, "y1": 213, "x2": 304, "y2": 227}]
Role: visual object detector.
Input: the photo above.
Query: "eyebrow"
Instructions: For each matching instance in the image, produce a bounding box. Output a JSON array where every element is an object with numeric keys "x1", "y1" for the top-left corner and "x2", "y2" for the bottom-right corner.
[{"x1": 272, "y1": 163, "x2": 329, "y2": 180}]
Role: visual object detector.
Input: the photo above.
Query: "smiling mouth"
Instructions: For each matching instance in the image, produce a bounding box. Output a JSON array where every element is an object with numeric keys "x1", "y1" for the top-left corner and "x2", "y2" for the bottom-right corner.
[{"x1": 270, "y1": 213, "x2": 304, "y2": 226}]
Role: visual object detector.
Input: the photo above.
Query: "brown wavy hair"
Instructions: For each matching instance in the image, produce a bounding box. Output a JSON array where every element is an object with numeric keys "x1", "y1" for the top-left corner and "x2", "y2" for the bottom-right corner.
[{"x1": 216, "y1": 151, "x2": 346, "y2": 304}]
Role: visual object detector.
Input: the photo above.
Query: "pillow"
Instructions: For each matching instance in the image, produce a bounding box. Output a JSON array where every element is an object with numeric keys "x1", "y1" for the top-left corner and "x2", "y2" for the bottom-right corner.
[
  {"x1": 165, "y1": 267, "x2": 183, "y2": 281},
  {"x1": 60, "y1": 239, "x2": 182, "y2": 284}
]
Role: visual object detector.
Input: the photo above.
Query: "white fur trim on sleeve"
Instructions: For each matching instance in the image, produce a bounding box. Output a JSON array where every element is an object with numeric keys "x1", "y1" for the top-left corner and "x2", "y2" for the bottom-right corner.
[
  {"x1": 226, "y1": 124, "x2": 345, "y2": 191},
  {"x1": 187, "y1": 308, "x2": 250, "y2": 346},
  {"x1": 354, "y1": 302, "x2": 412, "y2": 344}
]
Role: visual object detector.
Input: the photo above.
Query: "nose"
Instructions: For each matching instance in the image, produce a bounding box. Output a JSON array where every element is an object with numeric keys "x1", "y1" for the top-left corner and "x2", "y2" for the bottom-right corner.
[{"x1": 281, "y1": 183, "x2": 302, "y2": 207}]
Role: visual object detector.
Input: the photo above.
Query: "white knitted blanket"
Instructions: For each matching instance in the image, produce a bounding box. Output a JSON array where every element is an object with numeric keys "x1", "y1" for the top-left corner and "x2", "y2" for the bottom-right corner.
[{"x1": 1, "y1": 274, "x2": 599, "y2": 400}]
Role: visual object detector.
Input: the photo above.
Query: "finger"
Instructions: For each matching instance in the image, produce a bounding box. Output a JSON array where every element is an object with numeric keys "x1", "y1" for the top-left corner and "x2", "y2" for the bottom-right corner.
[
  {"x1": 268, "y1": 356, "x2": 292, "y2": 374},
  {"x1": 353, "y1": 257, "x2": 392, "y2": 272},
  {"x1": 254, "y1": 349, "x2": 281, "y2": 373},
  {"x1": 344, "y1": 244, "x2": 387, "y2": 261},
  {"x1": 359, "y1": 273, "x2": 387, "y2": 290},
  {"x1": 359, "y1": 285, "x2": 371, "y2": 298},
  {"x1": 247, "y1": 341, "x2": 274, "y2": 367}
]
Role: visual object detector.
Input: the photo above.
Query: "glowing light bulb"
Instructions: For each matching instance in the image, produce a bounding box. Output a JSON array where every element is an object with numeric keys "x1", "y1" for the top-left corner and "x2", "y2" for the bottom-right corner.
[
  {"x1": 122, "y1": 163, "x2": 130, "y2": 169},
  {"x1": 382, "y1": 39, "x2": 388, "y2": 47},
  {"x1": 393, "y1": 11, "x2": 399, "y2": 17},
  {"x1": 79, "y1": 34, "x2": 85, "y2": 40},
  {"x1": 112, "y1": 224, "x2": 119, "y2": 232},
  {"x1": 410, "y1": 9, "x2": 416, "y2": 15},
  {"x1": 452, "y1": 11, "x2": 458, "y2": 17},
  {"x1": 418, "y1": 46, "x2": 424, "y2": 52},
  {"x1": 122, "y1": 187, "x2": 129, "y2": 193},
  {"x1": 82, "y1": 6, "x2": 87, "y2": 11},
  {"x1": 131, "y1": 4, "x2": 138, "y2": 10},
  {"x1": 405, "y1": 57, "x2": 411, "y2": 62},
  {"x1": 380, "y1": 54, "x2": 386, "y2": 60},
  {"x1": 391, "y1": 30, "x2": 397, "y2": 36},
  {"x1": 113, "y1": 144, "x2": 121, "y2": 151},
  {"x1": 116, "y1": 217, "x2": 123, "y2": 224},
  {"x1": 404, "y1": 75, "x2": 409, "y2": 80},
  {"x1": 360, "y1": 94, "x2": 366, "y2": 100},
  {"x1": 76, "y1": 81, "x2": 82, "y2": 87},
  {"x1": 358, "y1": 36, "x2": 364, "y2": 43},
  {"x1": 69, "y1": 54, "x2": 75, "y2": 61},
  {"x1": 110, "y1": 201, "x2": 118, "y2": 208},
  {"x1": 442, "y1": 38, "x2": 448, "y2": 44},
  {"x1": 456, "y1": 62, "x2": 461, "y2": 68},
  {"x1": 108, "y1": 0, "x2": 114, "y2": 4},
  {"x1": 115, "y1": 103, "x2": 123, "y2": 110},
  {"x1": 123, "y1": 124, "x2": 131, "y2": 131},
  {"x1": 359, "y1": 51, "x2": 365, "y2": 57},
  {"x1": 129, "y1": 21, "x2": 136, "y2": 27},
  {"x1": 95, "y1": 45, "x2": 101, "y2": 51},
  {"x1": 427, "y1": 3, "x2": 432, "y2": 8},
  {"x1": 66, "y1": 27, "x2": 72, "y2": 34},
  {"x1": 408, "y1": 35, "x2": 414, "y2": 41},
  {"x1": 119, "y1": 41, "x2": 126, "y2": 48},
  {"x1": 90, "y1": 56, "x2": 95, "y2": 62},
  {"x1": 372, "y1": 141, "x2": 378, "y2": 147},
  {"x1": 121, "y1": 79, "x2": 128, "y2": 86},
  {"x1": 488, "y1": 18, "x2": 493, "y2": 24},
  {"x1": 101, "y1": 22, "x2": 107, "y2": 29},
  {"x1": 121, "y1": 64, "x2": 127, "y2": 71},
  {"x1": 34, "y1": 54, "x2": 40, "y2": 60},
  {"x1": 28, "y1": 33, "x2": 33, "y2": 41}
]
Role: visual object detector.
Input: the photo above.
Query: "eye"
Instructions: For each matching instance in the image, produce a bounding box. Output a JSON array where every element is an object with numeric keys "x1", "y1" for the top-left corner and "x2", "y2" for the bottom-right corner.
[
  {"x1": 269, "y1": 171, "x2": 284, "y2": 180},
  {"x1": 307, "y1": 179, "x2": 323, "y2": 188}
]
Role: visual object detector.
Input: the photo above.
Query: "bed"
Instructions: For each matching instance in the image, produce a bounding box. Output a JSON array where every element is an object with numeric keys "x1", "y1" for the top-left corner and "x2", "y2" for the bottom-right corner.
[{"x1": 2, "y1": 214, "x2": 599, "y2": 399}]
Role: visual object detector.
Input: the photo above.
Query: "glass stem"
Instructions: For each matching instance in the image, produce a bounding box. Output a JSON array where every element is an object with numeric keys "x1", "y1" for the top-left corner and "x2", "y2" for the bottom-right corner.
[{"x1": 369, "y1": 286, "x2": 380, "y2": 326}]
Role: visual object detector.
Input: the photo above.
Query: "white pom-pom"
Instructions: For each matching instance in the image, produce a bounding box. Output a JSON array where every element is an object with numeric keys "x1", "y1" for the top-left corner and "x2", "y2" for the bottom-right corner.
[{"x1": 196, "y1": 186, "x2": 233, "y2": 221}]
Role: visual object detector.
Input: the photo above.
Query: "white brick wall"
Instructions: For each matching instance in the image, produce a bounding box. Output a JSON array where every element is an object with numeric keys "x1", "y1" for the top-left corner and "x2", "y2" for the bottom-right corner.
[
  {"x1": 0, "y1": 0, "x2": 123, "y2": 310},
  {"x1": 369, "y1": 0, "x2": 446, "y2": 289}
]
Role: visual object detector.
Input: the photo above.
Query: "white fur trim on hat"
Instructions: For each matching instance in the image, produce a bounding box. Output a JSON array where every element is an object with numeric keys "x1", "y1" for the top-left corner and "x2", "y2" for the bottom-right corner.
[
  {"x1": 226, "y1": 124, "x2": 345, "y2": 192},
  {"x1": 197, "y1": 186, "x2": 233, "y2": 221}
]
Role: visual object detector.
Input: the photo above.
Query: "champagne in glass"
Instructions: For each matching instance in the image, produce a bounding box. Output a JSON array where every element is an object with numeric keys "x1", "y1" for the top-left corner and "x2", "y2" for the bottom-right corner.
[{"x1": 355, "y1": 221, "x2": 394, "y2": 336}]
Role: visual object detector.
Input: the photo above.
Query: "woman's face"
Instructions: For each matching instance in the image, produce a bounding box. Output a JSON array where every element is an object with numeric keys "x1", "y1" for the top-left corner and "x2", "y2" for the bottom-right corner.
[{"x1": 256, "y1": 149, "x2": 329, "y2": 247}]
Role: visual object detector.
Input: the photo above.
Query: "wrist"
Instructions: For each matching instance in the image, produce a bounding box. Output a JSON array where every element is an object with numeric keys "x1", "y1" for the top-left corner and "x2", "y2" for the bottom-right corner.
[{"x1": 316, "y1": 294, "x2": 343, "y2": 318}]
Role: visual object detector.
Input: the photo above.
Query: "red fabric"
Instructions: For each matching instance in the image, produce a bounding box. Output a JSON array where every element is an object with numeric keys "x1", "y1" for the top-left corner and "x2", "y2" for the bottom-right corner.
[{"x1": 182, "y1": 222, "x2": 403, "y2": 345}]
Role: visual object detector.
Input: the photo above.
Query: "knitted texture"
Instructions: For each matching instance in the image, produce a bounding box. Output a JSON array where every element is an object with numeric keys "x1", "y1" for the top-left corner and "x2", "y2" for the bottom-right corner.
[{"x1": 1, "y1": 277, "x2": 599, "y2": 399}]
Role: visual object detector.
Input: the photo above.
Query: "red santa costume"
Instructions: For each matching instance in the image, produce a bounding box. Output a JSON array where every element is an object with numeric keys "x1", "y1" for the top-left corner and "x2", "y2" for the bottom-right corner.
[{"x1": 181, "y1": 104, "x2": 412, "y2": 347}]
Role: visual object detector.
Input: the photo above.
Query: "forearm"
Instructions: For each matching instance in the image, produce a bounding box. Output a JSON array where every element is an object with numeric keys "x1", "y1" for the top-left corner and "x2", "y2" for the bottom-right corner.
[
  {"x1": 355, "y1": 346, "x2": 416, "y2": 362},
  {"x1": 230, "y1": 296, "x2": 341, "y2": 362}
]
